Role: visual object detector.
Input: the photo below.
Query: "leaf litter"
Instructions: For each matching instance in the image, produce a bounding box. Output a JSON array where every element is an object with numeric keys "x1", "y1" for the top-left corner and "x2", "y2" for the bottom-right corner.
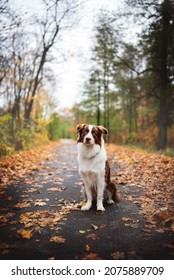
[
  {"x1": 0, "y1": 141, "x2": 174, "y2": 258},
  {"x1": 107, "y1": 145, "x2": 174, "y2": 232}
]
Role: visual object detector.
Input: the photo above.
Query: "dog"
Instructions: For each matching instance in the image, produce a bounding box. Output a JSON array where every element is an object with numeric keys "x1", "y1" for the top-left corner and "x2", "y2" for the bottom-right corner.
[{"x1": 76, "y1": 124, "x2": 120, "y2": 211}]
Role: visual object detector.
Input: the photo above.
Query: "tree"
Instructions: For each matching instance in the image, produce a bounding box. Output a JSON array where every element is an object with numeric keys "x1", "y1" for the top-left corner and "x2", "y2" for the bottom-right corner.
[
  {"x1": 126, "y1": 0, "x2": 174, "y2": 149},
  {"x1": 0, "y1": 0, "x2": 83, "y2": 152},
  {"x1": 24, "y1": 0, "x2": 82, "y2": 122},
  {"x1": 0, "y1": 0, "x2": 9, "y2": 85},
  {"x1": 78, "y1": 12, "x2": 144, "y2": 144},
  {"x1": 47, "y1": 113, "x2": 60, "y2": 140},
  {"x1": 115, "y1": 44, "x2": 142, "y2": 141},
  {"x1": 80, "y1": 13, "x2": 119, "y2": 138}
]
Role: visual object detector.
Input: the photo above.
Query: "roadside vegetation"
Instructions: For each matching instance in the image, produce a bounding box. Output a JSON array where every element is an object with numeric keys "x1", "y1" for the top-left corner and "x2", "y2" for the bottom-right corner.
[{"x1": 0, "y1": 0, "x2": 174, "y2": 156}]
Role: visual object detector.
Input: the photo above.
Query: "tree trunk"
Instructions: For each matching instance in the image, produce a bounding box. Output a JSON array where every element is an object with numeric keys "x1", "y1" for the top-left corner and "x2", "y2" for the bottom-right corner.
[
  {"x1": 158, "y1": 95, "x2": 168, "y2": 149},
  {"x1": 97, "y1": 83, "x2": 101, "y2": 125},
  {"x1": 157, "y1": 0, "x2": 171, "y2": 150},
  {"x1": 24, "y1": 48, "x2": 48, "y2": 122}
]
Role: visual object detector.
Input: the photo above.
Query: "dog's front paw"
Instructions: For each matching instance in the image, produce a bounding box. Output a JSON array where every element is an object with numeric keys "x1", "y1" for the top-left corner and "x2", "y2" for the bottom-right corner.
[
  {"x1": 81, "y1": 203, "x2": 91, "y2": 211},
  {"x1": 97, "y1": 205, "x2": 105, "y2": 211}
]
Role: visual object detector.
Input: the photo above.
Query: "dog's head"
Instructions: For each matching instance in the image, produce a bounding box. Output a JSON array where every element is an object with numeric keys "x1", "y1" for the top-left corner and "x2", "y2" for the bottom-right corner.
[{"x1": 76, "y1": 124, "x2": 108, "y2": 146}]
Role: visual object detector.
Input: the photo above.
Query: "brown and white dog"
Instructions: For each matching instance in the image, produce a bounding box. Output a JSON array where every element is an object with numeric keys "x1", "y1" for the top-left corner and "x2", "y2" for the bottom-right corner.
[{"x1": 76, "y1": 124, "x2": 120, "y2": 211}]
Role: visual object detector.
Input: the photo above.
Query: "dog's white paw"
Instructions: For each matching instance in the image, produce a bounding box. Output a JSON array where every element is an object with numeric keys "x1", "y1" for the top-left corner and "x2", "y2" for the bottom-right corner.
[
  {"x1": 81, "y1": 204, "x2": 91, "y2": 211},
  {"x1": 107, "y1": 199, "x2": 114, "y2": 205},
  {"x1": 97, "y1": 205, "x2": 105, "y2": 211}
]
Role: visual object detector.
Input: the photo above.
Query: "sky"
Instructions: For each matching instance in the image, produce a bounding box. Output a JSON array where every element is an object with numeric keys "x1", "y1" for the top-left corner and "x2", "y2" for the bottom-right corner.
[{"x1": 11, "y1": 0, "x2": 124, "y2": 109}]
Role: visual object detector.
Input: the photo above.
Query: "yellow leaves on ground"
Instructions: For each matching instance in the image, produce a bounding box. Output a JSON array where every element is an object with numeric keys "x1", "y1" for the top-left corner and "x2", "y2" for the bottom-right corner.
[
  {"x1": 17, "y1": 229, "x2": 33, "y2": 239},
  {"x1": 0, "y1": 142, "x2": 60, "y2": 188},
  {"x1": 83, "y1": 253, "x2": 102, "y2": 260},
  {"x1": 121, "y1": 217, "x2": 139, "y2": 228},
  {"x1": 15, "y1": 210, "x2": 69, "y2": 242},
  {"x1": 107, "y1": 144, "x2": 174, "y2": 190},
  {"x1": 19, "y1": 211, "x2": 63, "y2": 229},
  {"x1": 85, "y1": 244, "x2": 91, "y2": 251},
  {"x1": 34, "y1": 200, "x2": 47, "y2": 206},
  {"x1": 1, "y1": 141, "x2": 174, "y2": 260},
  {"x1": 106, "y1": 144, "x2": 174, "y2": 230},
  {"x1": 47, "y1": 187, "x2": 62, "y2": 191},
  {"x1": 13, "y1": 201, "x2": 31, "y2": 209},
  {"x1": 151, "y1": 209, "x2": 171, "y2": 224},
  {"x1": 0, "y1": 213, "x2": 15, "y2": 225}
]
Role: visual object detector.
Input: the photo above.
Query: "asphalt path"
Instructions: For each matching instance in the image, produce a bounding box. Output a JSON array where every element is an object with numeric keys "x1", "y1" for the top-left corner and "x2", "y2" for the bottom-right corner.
[{"x1": 0, "y1": 140, "x2": 173, "y2": 260}]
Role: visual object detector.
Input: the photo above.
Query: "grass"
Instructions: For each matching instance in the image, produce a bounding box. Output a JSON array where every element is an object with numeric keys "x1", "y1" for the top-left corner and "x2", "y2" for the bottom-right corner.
[{"x1": 124, "y1": 144, "x2": 174, "y2": 157}]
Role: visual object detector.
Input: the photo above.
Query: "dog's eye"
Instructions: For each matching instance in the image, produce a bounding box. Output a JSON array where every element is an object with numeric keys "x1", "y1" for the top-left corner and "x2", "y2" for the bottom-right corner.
[
  {"x1": 92, "y1": 128, "x2": 100, "y2": 136},
  {"x1": 81, "y1": 129, "x2": 89, "y2": 135}
]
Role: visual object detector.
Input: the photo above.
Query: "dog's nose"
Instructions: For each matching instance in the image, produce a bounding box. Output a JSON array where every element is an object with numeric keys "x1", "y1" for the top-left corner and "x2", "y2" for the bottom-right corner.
[{"x1": 86, "y1": 137, "x2": 91, "y2": 142}]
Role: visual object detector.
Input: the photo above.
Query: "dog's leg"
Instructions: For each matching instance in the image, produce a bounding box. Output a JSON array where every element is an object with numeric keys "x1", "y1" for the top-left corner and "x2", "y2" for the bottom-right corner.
[
  {"x1": 81, "y1": 186, "x2": 92, "y2": 210},
  {"x1": 81, "y1": 176, "x2": 92, "y2": 211},
  {"x1": 106, "y1": 189, "x2": 114, "y2": 204},
  {"x1": 96, "y1": 177, "x2": 105, "y2": 211}
]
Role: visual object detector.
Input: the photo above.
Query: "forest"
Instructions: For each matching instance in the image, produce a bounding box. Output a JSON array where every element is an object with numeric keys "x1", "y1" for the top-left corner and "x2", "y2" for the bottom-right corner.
[
  {"x1": 0, "y1": 0, "x2": 174, "y2": 156},
  {"x1": 0, "y1": 0, "x2": 174, "y2": 262}
]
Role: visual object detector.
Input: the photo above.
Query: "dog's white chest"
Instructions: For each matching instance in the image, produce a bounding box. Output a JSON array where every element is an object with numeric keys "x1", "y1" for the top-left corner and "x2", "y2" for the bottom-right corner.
[{"x1": 77, "y1": 143, "x2": 106, "y2": 174}]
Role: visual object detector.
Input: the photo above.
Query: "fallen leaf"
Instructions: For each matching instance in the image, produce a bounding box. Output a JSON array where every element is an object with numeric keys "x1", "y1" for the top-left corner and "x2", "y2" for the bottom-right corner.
[
  {"x1": 122, "y1": 217, "x2": 139, "y2": 223},
  {"x1": 100, "y1": 224, "x2": 107, "y2": 229},
  {"x1": 50, "y1": 236, "x2": 65, "y2": 244},
  {"x1": 1, "y1": 249, "x2": 9, "y2": 255},
  {"x1": 151, "y1": 210, "x2": 171, "y2": 224},
  {"x1": 142, "y1": 228, "x2": 152, "y2": 233},
  {"x1": 162, "y1": 242, "x2": 174, "y2": 249},
  {"x1": 91, "y1": 224, "x2": 98, "y2": 230},
  {"x1": 127, "y1": 250, "x2": 137, "y2": 259},
  {"x1": 122, "y1": 217, "x2": 130, "y2": 222},
  {"x1": 17, "y1": 229, "x2": 33, "y2": 239},
  {"x1": 79, "y1": 230, "x2": 86, "y2": 234},
  {"x1": 86, "y1": 233, "x2": 100, "y2": 240},
  {"x1": 27, "y1": 188, "x2": 39, "y2": 193},
  {"x1": 59, "y1": 211, "x2": 69, "y2": 216},
  {"x1": 111, "y1": 251, "x2": 125, "y2": 260},
  {"x1": 159, "y1": 207, "x2": 168, "y2": 211},
  {"x1": 85, "y1": 244, "x2": 91, "y2": 251},
  {"x1": 125, "y1": 223, "x2": 139, "y2": 228},
  {"x1": 0, "y1": 212, "x2": 15, "y2": 224},
  {"x1": 19, "y1": 211, "x2": 65, "y2": 229},
  {"x1": 34, "y1": 201, "x2": 47, "y2": 206},
  {"x1": 0, "y1": 243, "x2": 10, "y2": 249},
  {"x1": 13, "y1": 202, "x2": 31, "y2": 209},
  {"x1": 47, "y1": 187, "x2": 62, "y2": 191},
  {"x1": 83, "y1": 253, "x2": 102, "y2": 260}
]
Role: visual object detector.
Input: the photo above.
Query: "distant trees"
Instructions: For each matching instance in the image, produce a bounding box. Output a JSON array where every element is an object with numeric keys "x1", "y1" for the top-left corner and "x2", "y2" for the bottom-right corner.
[
  {"x1": 1, "y1": 0, "x2": 174, "y2": 153},
  {"x1": 78, "y1": 14, "x2": 120, "y2": 142},
  {"x1": 76, "y1": 13, "x2": 144, "y2": 143},
  {"x1": 126, "y1": 0, "x2": 174, "y2": 149},
  {"x1": 75, "y1": 0, "x2": 174, "y2": 150},
  {"x1": 0, "y1": 0, "x2": 82, "y2": 154}
]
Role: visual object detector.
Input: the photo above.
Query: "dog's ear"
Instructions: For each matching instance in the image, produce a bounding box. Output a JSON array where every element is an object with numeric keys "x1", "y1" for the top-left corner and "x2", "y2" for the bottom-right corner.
[
  {"x1": 98, "y1": 126, "x2": 108, "y2": 135},
  {"x1": 76, "y1": 124, "x2": 86, "y2": 133}
]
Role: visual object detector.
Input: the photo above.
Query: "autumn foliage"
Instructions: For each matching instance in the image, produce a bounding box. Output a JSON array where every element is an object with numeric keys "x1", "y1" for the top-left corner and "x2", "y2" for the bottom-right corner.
[{"x1": 107, "y1": 144, "x2": 174, "y2": 231}]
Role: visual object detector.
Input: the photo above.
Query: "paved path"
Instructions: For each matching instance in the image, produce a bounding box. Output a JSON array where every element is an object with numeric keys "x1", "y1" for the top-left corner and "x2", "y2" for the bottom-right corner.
[{"x1": 0, "y1": 141, "x2": 173, "y2": 260}]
